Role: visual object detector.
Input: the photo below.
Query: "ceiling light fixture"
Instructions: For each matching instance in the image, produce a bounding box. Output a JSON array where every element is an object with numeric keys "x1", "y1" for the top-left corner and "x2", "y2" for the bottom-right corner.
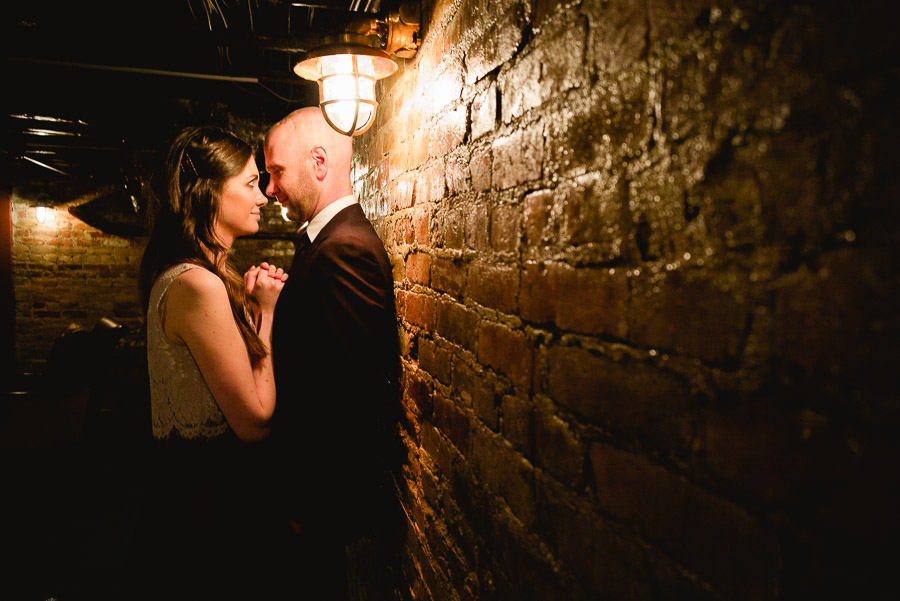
[{"x1": 293, "y1": 5, "x2": 420, "y2": 136}]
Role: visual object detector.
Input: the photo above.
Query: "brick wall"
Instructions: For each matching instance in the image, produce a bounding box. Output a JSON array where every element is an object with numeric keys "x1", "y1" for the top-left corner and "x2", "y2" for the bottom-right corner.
[
  {"x1": 9, "y1": 191, "x2": 293, "y2": 375},
  {"x1": 10, "y1": 194, "x2": 146, "y2": 373},
  {"x1": 354, "y1": 0, "x2": 900, "y2": 599}
]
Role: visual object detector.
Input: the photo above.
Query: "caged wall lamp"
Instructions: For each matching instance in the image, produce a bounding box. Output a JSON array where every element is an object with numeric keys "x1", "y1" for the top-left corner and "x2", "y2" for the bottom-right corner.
[{"x1": 293, "y1": 4, "x2": 420, "y2": 136}]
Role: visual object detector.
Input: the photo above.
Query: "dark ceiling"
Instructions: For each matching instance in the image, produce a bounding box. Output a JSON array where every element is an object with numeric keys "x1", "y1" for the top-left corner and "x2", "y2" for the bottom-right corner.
[{"x1": 1, "y1": 0, "x2": 392, "y2": 193}]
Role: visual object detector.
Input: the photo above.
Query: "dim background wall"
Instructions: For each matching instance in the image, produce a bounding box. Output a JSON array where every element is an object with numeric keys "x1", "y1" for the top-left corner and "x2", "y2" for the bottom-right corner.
[
  {"x1": 9, "y1": 192, "x2": 292, "y2": 375},
  {"x1": 10, "y1": 194, "x2": 145, "y2": 374},
  {"x1": 354, "y1": 0, "x2": 900, "y2": 600}
]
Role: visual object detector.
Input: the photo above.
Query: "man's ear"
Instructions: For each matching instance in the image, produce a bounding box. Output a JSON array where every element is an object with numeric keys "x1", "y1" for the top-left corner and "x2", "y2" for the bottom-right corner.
[{"x1": 310, "y1": 146, "x2": 327, "y2": 179}]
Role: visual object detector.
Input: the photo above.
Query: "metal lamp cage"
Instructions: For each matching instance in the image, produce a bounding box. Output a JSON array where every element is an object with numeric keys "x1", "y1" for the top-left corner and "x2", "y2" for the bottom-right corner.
[{"x1": 295, "y1": 38, "x2": 398, "y2": 137}]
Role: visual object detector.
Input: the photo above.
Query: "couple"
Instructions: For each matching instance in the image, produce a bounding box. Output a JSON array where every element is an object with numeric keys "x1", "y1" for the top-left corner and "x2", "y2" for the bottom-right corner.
[{"x1": 137, "y1": 107, "x2": 403, "y2": 600}]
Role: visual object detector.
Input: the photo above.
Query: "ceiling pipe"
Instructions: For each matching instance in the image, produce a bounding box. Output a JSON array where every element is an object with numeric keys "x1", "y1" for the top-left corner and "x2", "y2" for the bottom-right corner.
[
  {"x1": 4, "y1": 57, "x2": 261, "y2": 83},
  {"x1": 21, "y1": 155, "x2": 70, "y2": 176}
]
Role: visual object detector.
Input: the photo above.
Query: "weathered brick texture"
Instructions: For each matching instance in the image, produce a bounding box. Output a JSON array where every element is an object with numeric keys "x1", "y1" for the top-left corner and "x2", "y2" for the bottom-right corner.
[
  {"x1": 359, "y1": 0, "x2": 900, "y2": 599},
  {"x1": 10, "y1": 199, "x2": 145, "y2": 372}
]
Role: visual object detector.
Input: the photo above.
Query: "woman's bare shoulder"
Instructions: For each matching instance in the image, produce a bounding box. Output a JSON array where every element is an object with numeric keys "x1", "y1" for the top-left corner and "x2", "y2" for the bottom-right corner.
[{"x1": 170, "y1": 266, "x2": 226, "y2": 302}]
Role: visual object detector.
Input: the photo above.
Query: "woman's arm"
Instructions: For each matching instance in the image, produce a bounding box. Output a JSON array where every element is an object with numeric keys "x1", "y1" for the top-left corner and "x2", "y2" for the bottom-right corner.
[{"x1": 164, "y1": 267, "x2": 282, "y2": 442}]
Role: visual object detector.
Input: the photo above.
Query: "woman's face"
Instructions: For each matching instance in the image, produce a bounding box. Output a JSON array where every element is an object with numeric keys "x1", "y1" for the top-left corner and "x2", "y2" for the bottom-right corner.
[{"x1": 215, "y1": 156, "x2": 268, "y2": 245}]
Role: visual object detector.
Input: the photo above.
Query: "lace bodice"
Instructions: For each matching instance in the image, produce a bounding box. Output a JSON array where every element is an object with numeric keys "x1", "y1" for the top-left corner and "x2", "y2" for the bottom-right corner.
[{"x1": 147, "y1": 263, "x2": 230, "y2": 440}]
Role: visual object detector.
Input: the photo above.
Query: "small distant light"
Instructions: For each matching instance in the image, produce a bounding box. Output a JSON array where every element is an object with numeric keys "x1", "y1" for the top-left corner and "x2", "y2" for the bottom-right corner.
[
  {"x1": 35, "y1": 205, "x2": 51, "y2": 223},
  {"x1": 33, "y1": 194, "x2": 54, "y2": 224}
]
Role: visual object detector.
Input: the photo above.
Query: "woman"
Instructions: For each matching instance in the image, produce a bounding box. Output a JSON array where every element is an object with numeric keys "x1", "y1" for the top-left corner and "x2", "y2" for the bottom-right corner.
[
  {"x1": 134, "y1": 125, "x2": 289, "y2": 598},
  {"x1": 140, "y1": 125, "x2": 285, "y2": 442}
]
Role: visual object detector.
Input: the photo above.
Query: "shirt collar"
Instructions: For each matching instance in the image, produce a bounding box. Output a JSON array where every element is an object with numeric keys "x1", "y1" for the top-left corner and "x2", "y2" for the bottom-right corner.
[{"x1": 305, "y1": 195, "x2": 356, "y2": 242}]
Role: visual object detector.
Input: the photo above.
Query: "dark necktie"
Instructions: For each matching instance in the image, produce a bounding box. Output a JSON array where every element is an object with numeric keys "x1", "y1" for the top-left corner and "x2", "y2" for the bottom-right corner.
[
  {"x1": 296, "y1": 231, "x2": 311, "y2": 252},
  {"x1": 288, "y1": 231, "x2": 311, "y2": 273}
]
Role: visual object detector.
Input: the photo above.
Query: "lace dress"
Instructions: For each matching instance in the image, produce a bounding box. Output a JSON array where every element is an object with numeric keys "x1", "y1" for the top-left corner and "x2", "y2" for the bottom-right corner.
[
  {"x1": 138, "y1": 263, "x2": 283, "y2": 596},
  {"x1": 147, "y1": 262, "x2": 230, "y2": 441}
]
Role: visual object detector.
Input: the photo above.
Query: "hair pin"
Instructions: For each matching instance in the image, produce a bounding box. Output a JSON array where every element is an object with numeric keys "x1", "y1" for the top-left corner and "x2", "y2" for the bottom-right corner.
[{"x1": 182, "y1": 152, "x2": 199, "y2": 177}]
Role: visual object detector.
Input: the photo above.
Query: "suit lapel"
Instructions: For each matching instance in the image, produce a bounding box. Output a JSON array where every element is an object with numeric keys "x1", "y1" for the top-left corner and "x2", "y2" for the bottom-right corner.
[{"x1": 284, "y1": 204, "x2": 362, "y2": 291}]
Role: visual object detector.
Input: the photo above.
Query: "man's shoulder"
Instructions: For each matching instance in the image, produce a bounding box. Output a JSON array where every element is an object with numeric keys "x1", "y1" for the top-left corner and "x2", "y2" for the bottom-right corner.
[{"x1": 320, "y1": 209, "x2": 385, "y2": 253}]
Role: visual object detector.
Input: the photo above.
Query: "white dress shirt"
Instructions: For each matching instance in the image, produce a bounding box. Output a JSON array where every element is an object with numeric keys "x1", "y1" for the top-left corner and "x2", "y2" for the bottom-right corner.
[{"x1": 305, "y1": 195, "x2": 357, "y2": 242}]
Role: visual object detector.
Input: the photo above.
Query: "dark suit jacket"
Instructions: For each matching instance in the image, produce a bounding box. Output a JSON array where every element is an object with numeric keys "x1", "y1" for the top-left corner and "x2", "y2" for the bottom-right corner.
[{"x1": 270, "y1": 202, "x2": 402, "y2": 542}]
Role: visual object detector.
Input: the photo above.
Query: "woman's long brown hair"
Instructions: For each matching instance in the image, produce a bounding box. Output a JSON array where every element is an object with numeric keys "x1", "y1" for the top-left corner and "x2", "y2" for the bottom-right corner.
[{"x1": 139, "y1": 125, "x2": 267, "y2": 364}]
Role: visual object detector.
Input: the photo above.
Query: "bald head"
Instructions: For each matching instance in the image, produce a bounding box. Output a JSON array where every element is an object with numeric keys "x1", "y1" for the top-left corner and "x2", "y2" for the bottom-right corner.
[
  {"x1": 267, "y1": 107, "x2": 352, "y2": 178},
  {"x1": 263, "y1": 107, "x2": 354, "y2": 222}
]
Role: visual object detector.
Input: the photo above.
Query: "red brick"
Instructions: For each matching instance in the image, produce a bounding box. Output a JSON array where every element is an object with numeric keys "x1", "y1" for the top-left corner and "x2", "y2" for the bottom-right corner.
[
  {"x1": 433, "y1": 391, "x2": 472, "y2": 454},
  {"x1": 471, "y1": 84, "x2": 497, "y2": 140},
  {"x1": 629, "y1": 270, "x2": 748, "y2": 365},
  {"x1": 539, "y1": 21, "x2": 588, "y2": 99},
  {"x1": 490, "y1": 204, "x2": 520, "y2": 253},
  {"x1": 452, "y1": 360, "x2": 498, "y2": 429},
  {"x1": 390, "y1": 215, "x2": 412, "y2": 249},
  {"x1": 405, "y1": 371, "x2": 434, "y2": 419},
  {"x1": 500, "y1": 394, "x2": 533, "y2": 455},
  {"x1": 559, "y1": 175, "x2": 626, "y2": 253},
  {"x1": 415, "y1": 162, "x2": 446, "y2": 205},
  {"x1": 420, "y1": 421, "x2": 454, "y2": 476},
  {"x1": 409, "y1": 127, "x2": 431, "y2": 169},
  {"x1": 589, "y1": 442, "x2": 780, "y2": 600},
  {"x1": 472, "y1": 427, "x2": 536, "y2": 527},
  {"x1": 435, "y1": 300, "x2": 480, "y2": 351},
  {"x1": 416, "y1": 27, "x2": 444, "y2": 83},
  {"x1": 404, "y1": 291, "x2": 435, "y2": 329},
  {"x1": 464, "y1": 3, "x2": 525, "y2": 85},
  {"x1": 467, "y1": 261, "x2": 519, "y2": 313},
  {"x1": 519, "y1": 262, "x2": 554, "y2": 324},
  {"x1": 699, "y1": 398, "x2": 861, "y2": 509},
  {"x1": 522, "y1": 190, "x2": 554, "y2": 247},
  {"x1": 419, "y1": 337, "x2": 452, "y2": 385},
  {"x1": 413, "y1": 206, "x2": 430, "y2": 244},
  {"x1": 534, "y1": 403, "x2": 584, "y2": 488},
  {"x1": 492, "y1": 123, "x2": 543, "y2": 189},
  {"x1": 432, "y1": 257, "x2": 467, "y2": 297},
  {"x1": 392, "y1": 174, "x2": 416, "y2": 211},
  {"x1": 470, "y1": 147, "x2": 492, "y2": 192},
  {"x1": 388, "y1": 139, "x2": 409, "y2": 177},
  {"x1": 520, "y1": 262, "x2": 628, "y2": 337},
  {"x1": 445, "y1": 154, "x2": 470, "y2": 196},
  {"x1": 546, "y1": 345, "x2": 691, "y2": 452},
  {"x1": 464, "y1": 202, "x2": 489, "y2": 251},
  {"x1": 477, "y1": 320, "x2": 533, "y2": 390},
  {"x1": 498, "y1": 47, "x2": 542, "y2": 123},
  {"x1": 406, "y1": 252, "x2": 432, "y2": 285},
  {"x1": 439, "y1": 208, "x2": 465, "y2": 250},
  {"x1": 430, "y1": 105, "x2": 467, "y2": 157}
]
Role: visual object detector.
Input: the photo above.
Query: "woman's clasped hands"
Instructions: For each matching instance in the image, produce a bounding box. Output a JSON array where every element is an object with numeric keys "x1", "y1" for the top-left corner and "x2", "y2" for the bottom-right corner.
[{"x1": 244, "y1": 261, "x2": 289, "y2": 315}]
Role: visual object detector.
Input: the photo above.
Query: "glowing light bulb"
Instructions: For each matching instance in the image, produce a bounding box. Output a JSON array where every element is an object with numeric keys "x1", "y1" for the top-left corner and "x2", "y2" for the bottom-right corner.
[{"x1": 35, "y1": 205, "x2": 52, "y2": 224}]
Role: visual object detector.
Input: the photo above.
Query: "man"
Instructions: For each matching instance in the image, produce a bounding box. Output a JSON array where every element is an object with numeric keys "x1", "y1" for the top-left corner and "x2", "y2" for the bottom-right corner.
[{"x1": 262, "y1": 107, "x2": 404, "y2": 599}]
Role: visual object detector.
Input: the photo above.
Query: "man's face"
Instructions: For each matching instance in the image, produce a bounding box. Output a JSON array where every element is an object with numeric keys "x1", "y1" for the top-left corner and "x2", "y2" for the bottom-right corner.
[{"x1": 264, "y1": 128, "x2": 318, "y2": 224}]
